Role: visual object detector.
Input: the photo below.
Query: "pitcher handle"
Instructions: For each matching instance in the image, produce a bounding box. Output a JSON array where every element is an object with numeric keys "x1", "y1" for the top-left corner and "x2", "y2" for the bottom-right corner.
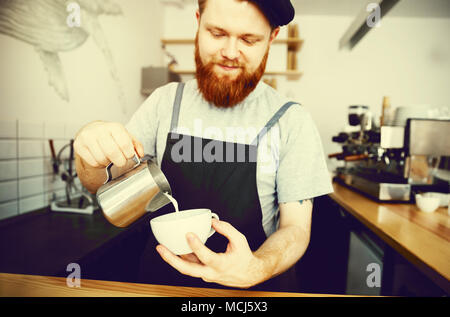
[{"x1": 104, "y1": 153, "x2": 140, "y2": 184}]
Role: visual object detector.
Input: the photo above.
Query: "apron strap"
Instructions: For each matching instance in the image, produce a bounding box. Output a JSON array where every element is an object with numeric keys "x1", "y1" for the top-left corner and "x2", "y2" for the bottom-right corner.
[
  {"x1": 251, "y1": 101, "x2": 300, "y2": 146},
  {"x1": 170, "y1": 82, "x2": 186, "y2": 132}
]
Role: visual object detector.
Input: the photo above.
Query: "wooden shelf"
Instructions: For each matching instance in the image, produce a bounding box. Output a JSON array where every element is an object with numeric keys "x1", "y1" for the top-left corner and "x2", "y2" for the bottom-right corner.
[
  {"x1": 161, "y1": 35, "x2": 303, "y2": 79},
  {"x1": 161, "y1": 38, "x2": 196, "y2": 44},
  {"x1": 265, "y1": 70, "x2": 303, "y2": 77}
]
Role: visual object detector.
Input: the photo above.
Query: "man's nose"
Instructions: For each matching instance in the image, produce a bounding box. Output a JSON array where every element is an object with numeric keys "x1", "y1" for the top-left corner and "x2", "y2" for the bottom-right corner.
[{"x1": 221, "y1": 38, "x2": 240, "y2": 60}]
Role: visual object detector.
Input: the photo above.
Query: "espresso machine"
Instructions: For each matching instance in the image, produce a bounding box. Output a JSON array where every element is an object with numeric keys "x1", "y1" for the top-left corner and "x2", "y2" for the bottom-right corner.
[{"x1": 331, "y1": 105, "x2": 450, "y2": 202}]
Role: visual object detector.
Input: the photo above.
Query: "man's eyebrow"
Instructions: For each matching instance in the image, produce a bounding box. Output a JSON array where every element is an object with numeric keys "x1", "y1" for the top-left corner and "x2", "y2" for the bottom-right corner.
[
  {"x1": 204, "y1": 23, "x2": 265, "y2": 39},
  {"x1": 206, "y1": 25, "x2": 228, "y2": 33},
  {"x1": 241, "y1": 33, "x2": 264, "y2": 40}
]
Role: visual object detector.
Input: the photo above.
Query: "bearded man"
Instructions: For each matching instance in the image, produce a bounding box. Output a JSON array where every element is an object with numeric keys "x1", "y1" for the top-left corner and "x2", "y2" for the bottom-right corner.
[{"x1": 74, "y1": 0, "x2": 332, "y2": 291}]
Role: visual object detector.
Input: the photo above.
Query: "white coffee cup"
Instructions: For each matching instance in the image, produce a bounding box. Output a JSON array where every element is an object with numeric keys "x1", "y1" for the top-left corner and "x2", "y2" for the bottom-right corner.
[
  {"x1": 415, "y1": 194, "x2": 440, "y2": 213},
  {"x1": 424, "y1": 192, "x2": 449, "y2": 207},
  {"x1": 150, "y1": 208, "x2": 219, "y2": 255}
]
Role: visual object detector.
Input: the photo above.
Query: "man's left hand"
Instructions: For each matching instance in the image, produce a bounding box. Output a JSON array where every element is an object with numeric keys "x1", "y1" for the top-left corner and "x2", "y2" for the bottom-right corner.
[{"x1": 156, "y1": 218, "x2": 265, "y2": 288}]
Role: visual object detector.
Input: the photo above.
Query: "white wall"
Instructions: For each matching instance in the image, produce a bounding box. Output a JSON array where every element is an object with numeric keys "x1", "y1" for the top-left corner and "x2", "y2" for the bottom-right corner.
[
  {"x1": 0, "y1": 0, "x2": 164, "y2": 125},
  {"x1": 279, "y1": 15, "x2": 450, "y2": 168},
  {"x1": 161, "y1": 3, "x2": 450, "y2": 170},
  {"x1": 0, "y1": 0, "x2": 165, "y2": 219}
]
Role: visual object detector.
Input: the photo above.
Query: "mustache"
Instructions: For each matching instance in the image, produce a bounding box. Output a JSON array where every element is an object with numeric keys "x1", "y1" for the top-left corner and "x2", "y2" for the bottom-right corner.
[{"x1": 211, "y1": 59, "x2": 244, "y2": 68}]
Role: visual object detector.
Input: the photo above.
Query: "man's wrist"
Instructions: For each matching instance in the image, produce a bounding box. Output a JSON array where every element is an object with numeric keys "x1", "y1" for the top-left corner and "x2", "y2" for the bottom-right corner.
[{"x1": 250, "y1": 252, "x2": 274, "y2": 287}]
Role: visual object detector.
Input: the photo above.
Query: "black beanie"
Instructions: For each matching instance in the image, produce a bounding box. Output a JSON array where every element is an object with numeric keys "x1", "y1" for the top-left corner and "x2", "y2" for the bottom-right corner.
[{"x1": 250, "y1": 0, "x2": 295, "y2": 27}]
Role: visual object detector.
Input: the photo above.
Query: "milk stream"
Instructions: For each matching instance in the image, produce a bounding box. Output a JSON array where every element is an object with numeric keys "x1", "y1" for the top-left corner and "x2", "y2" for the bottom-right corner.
[{"x1": 163, "y1": 192, "x2": 180, "y2": 216}]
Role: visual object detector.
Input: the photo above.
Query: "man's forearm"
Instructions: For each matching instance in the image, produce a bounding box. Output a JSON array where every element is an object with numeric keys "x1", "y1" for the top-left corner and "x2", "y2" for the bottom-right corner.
[{"x1": 253, "y1": 224, "x2": 310, "y2": 284}]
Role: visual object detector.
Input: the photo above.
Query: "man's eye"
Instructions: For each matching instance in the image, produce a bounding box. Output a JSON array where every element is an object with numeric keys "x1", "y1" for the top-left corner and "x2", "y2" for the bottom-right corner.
[
  {"x1": 242, "y1": 38, "x2": 256, "y2": 45},
  {"x1": 211, "y1": 32, "x2": 225, "y2": 38}
]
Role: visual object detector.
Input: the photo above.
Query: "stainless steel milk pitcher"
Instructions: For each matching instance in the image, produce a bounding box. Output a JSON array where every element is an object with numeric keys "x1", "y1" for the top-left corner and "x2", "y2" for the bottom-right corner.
[{"x1": 96, "y1": 154, "x2": 172, "y2": 227}]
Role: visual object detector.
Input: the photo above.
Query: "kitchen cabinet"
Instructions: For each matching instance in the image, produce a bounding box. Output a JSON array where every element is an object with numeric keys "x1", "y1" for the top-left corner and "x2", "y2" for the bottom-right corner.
[
  {"x1": 1, "y1": 186, "x2": 447, "y2": 296},
  {"x1": 0, "y1": 207, "x2": 150, "y2": 283},
  {"x1": 345, "y1": 229, "x2": 384, "y2": 295},
  {"x1": 297, "y1": 193, "x2": 448, "y2": 296},
  {"x1": 338, "y1": 204, "x2": 446, "y2": 296},
  {"x1": 295, "y1": 196, "x2": 350, "y2": 295},
  {"x1": 315, "y1": 183, "x2": 449, "y2": 296}
]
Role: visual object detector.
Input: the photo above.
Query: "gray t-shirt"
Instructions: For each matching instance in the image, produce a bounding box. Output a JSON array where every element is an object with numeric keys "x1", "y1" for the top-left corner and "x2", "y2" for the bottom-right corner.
[{"x1": 126, "y1": 79, "x2": 333, "y2": 237}]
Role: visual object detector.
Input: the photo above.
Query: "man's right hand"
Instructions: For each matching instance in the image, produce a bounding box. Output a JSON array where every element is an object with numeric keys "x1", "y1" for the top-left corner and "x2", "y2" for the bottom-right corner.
[{"x1": 74, "y1": 121, "x2": 144, "y2": 169}]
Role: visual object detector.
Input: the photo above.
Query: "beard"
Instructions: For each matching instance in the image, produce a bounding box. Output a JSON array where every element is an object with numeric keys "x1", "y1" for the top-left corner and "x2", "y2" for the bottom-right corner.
[{"x1": 195, "y1": 34, "x2": 268, "y2": 108}]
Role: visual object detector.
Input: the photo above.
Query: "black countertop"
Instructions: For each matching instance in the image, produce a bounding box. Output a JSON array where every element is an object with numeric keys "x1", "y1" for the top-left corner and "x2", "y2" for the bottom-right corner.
[{"x1": 0, "y1": 207, "x2": 150, "y2": 280}]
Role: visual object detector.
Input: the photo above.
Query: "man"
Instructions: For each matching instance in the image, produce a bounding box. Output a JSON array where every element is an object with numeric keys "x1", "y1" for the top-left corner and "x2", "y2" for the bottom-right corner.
[{"x1": 74, "y1": 0, "x2": 333, "y2": 291}]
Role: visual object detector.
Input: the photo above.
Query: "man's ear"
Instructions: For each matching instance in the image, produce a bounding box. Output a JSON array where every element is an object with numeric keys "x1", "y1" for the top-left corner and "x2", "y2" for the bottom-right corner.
[
  {"x1": 269, "y1": 27, "x2": 280, "y2": 45},
  {"x1": 196, "y1": 9, "x2": 200, "y2": 25}
]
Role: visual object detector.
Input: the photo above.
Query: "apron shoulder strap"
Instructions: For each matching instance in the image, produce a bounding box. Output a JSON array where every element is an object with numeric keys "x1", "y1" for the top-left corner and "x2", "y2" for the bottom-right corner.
[
  {"x1": 251, "y1": 101, "x2": 300, "y2": 146},
  {"x1": 170, "y1": 82, "x2": 186, "y2": 132}
]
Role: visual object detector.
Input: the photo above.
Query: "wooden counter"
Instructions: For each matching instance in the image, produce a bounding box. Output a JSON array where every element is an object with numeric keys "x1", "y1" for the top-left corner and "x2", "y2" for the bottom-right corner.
[
  {"x1": 0, "y1": 273, "x2": 343, "y2": 297},
  {"x1": 329, "y1": 182, "x2": 450, "y2": 294}
]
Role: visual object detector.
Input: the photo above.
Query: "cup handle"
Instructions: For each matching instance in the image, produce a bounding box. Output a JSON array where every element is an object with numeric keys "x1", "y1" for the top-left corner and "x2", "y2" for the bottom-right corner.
[{"x1": 208, "y1": 213, "x2": 219, "y2": 238}]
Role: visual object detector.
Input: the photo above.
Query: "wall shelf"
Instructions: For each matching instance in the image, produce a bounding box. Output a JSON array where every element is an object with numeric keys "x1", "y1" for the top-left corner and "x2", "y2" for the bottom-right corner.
[{"x1": 161, "y1": 24, "x2": 303, "y2": 84}]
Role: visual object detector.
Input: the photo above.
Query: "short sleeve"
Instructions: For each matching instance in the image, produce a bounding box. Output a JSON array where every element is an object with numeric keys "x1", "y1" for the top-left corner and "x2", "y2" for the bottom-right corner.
[
  {"x1": 276, "y1": 105, "x2": 333, "y2": 203},
  {"x1": 125, "y1": 88, "x2": 162, "y2": 157}
]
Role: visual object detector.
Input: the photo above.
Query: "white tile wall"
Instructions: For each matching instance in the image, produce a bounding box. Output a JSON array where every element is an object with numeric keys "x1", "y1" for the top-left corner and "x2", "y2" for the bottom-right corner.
[
  {"x1": 19, "y1": 177, "x2": 44, "y2": 198},
  {"x1": 0, "y1": 180, "x2": 18, "y2": 202},
  {"x1": 0, "y1": 140, "x2": 17, "y2": 159},
  {"x1": 0, "y1": 160, "x2": 17, "y2": 181},
  {"x1": 19, "y1": 195, "x2": 45, "y2": 214},
  {"x1": 19, "y1": 140, "x2": 45, "y2": 158},
  {"x1": 0, "y1": 119, "x2": 82, "y2": 220},
  {"x1": 18, "y1": 159, "x2": 45, "y2": 178},
  {"x1": 0, "y1": 201, "x2": 18, "y2": 220}
]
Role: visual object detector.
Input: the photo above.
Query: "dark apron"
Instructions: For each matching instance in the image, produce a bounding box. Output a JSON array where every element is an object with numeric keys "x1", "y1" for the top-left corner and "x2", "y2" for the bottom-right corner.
[{"x1": 138, "y1": 83, "x2": 300, "y2": 292}]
